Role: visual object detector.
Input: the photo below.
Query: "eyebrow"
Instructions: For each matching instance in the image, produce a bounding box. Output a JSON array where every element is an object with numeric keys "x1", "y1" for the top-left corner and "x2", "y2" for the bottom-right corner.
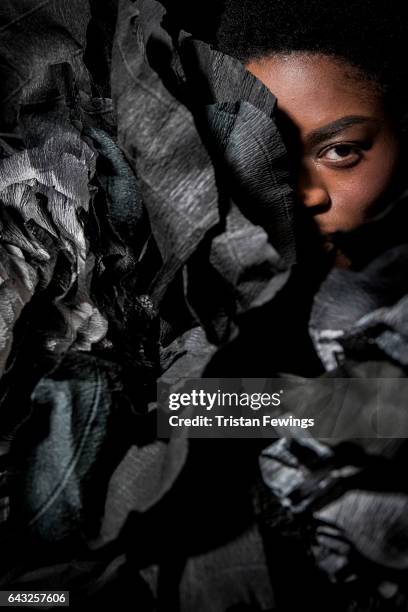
[{"x1": 305, "y1": 115, "x2": 376, "y2": 149}]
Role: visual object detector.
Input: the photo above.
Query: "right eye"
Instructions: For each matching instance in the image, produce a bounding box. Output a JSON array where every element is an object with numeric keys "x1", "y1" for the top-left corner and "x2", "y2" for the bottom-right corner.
[{"x1": 318, "y1": 143, "x2": 363, "y2": 168}]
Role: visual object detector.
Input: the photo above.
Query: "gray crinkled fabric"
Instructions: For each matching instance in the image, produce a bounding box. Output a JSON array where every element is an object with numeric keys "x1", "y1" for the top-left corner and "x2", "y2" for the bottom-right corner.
[
  {"x1": 309, "y1": 240, "x2": 408, "y2": 371},
  {"x1": 1, "y1": 0, "x2": 408, "y2": 611},
  {"x1": 0, "y1": 0, "x2": 163, "y2": 596},
  {"x1": 112, "y1": 0, "x2": 295, "y2": 345},
  {"x1": 260, "y1": 201, "x2": 408, "y2": 607},
  {"x1": 0, "y1": 0, "x2": 287, "y2": 608}
]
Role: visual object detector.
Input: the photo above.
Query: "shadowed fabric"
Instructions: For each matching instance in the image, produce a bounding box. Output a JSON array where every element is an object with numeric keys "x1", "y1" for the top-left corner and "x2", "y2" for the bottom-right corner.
[{"x1": 1, "y1": 1, "x2": 408, "y2": 611}]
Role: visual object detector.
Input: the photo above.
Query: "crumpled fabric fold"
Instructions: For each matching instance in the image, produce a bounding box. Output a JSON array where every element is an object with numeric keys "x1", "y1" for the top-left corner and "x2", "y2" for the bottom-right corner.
[{"x1": 112, "y1": 0, "x2": 296, "y2": 345}]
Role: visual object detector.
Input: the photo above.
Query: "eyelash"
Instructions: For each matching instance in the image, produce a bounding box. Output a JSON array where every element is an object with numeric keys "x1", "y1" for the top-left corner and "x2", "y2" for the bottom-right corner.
[{"x1": 317, "y1": 142, "x2": 367, "y2": 169}]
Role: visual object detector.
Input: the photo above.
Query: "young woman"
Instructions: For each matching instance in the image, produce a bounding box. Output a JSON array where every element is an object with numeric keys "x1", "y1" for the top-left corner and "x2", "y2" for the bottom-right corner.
[
  {"x1": 216, "y1": 0, "x2": 407, "y2": 265},
  {"x1": 207, "y1": 2, "x2": 408, "y2": 609},
  {"x1": 3, "y1": 1, "x2": 408, "y2": 610},
  {"x1": 207, "y1": 0, "x2": 408, "y2": 378}
]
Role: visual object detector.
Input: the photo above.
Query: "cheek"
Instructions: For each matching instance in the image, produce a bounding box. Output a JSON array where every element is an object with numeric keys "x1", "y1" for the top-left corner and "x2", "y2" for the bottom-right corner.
[{"x1": 324, "y1": 147, "x2": 399, "y2": 231}]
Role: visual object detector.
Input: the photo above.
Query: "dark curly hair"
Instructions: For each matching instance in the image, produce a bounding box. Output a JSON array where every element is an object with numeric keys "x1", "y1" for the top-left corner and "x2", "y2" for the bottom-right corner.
[{"x1": 216, "y1": 0, "x2": 408, "y2": 110}]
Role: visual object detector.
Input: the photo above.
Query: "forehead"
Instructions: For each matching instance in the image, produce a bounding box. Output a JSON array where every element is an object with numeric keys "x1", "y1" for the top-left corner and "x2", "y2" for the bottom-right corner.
[{"x1": 246, "y1": 53, "x2": 384, "y2": 136}]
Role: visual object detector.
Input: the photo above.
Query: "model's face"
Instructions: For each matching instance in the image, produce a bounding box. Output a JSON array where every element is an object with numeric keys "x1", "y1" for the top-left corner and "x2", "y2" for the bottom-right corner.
[{"x1": 246, "y1": 54, "x2": 400, "y2": 237}]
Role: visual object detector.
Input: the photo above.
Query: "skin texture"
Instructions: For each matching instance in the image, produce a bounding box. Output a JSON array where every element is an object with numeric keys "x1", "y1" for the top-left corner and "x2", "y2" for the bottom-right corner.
[{"x1": 246, "y1": 54, "x2": 400, "y2": 264}]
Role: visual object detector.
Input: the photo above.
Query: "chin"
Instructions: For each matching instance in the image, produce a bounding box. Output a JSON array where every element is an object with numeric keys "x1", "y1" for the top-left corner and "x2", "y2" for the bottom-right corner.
[{"x1": 316, "y1": 217, "x2": 364, "y2": 235}]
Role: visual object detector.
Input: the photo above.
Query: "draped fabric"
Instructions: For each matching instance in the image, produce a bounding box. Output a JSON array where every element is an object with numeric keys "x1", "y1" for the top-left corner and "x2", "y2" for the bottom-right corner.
[{"x1": 0, "y1": 1, "x2": 408, "y2": 610}]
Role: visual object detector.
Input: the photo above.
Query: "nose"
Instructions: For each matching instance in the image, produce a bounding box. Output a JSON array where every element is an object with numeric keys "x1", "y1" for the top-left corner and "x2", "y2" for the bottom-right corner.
[{"x1": 296, "y1": 161, "x2": 331, "y2": 212}]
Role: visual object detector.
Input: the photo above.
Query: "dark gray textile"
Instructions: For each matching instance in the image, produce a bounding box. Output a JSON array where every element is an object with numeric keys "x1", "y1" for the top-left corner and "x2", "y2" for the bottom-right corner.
[
  {"x1": 112, "y1": 0, "x2": 294, "y2": 344},
  {"x1": 1, "y1": 0, "x2": 408, "y2": 610},
  {"x1": 0, "y1": 0, "x2": 161, "y2": 593},
  {"x1": 0, "y1": 2, "x2": 282, "y2": 608},
  {"x1": 310, "y1": 238, "x2": 408, "y2": 371}
]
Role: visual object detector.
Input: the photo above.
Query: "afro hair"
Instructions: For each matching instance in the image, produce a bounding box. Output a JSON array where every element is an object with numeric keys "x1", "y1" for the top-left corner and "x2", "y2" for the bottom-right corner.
[{"x1": 216, "y1": 0, "x2": 408, "y2": 94}]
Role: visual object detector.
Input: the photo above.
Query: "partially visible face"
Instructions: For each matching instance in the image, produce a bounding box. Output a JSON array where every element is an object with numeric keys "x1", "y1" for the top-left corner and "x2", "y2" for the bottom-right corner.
[{"x1": 246, "y1": 53, "x2": 400, "y2": 240}]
